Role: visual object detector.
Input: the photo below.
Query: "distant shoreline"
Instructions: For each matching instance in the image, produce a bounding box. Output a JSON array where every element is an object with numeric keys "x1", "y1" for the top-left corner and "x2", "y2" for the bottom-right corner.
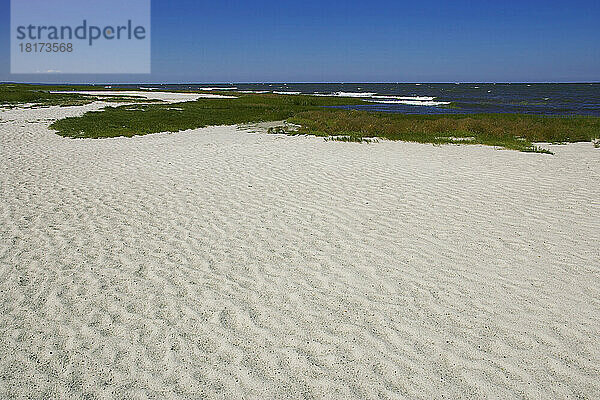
[{"x1": 2, "y1": 84, "x2": 599, "y2": 153}]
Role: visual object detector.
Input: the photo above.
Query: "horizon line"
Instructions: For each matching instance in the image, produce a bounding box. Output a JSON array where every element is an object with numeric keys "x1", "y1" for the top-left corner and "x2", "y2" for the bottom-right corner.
[{"x1": 2, "y1": 81, "x2": 600, "y2": 85}]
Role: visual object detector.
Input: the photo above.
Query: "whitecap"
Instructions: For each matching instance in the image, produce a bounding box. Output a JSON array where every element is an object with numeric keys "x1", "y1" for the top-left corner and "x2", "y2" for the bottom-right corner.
[
  {"x1": 199, "y1": 87, "x2": 238, "y2": 91},
  {"x1": 366, "y1": 100, "x2": 451, "y2": 106},
  {"x1": 371, "y1": 95, "x2": 435, "y2": 101},
  {"x1": 332, "y1": 92, "x2": 377, "y2": 97}
]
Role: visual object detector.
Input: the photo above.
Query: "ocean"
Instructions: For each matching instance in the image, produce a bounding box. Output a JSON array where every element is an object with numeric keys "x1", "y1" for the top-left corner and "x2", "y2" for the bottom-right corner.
[{"x1": 120, "y1": 83, "x2": 600, "y2": 116}]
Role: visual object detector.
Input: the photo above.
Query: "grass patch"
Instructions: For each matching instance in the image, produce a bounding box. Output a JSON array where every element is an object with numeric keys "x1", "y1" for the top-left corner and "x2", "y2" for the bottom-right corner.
[
  {"x1": 0, "y1": 83, "x2": 102, "y2": 107},
  {"x1": 288, "y1": 109, "x2": 600, "y2": 153},
  {"x1": 50, "y1": 93, "x2": 367, "y2": 138},
  {"x1": 0, "y1": 83, "x2": 164, "y2": 108}
]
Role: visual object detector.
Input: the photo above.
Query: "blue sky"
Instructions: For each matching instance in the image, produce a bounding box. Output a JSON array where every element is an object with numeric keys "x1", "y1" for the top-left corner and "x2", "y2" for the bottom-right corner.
[{"x1": 1, "y1": 0, "x2": 599, "y2": 83}]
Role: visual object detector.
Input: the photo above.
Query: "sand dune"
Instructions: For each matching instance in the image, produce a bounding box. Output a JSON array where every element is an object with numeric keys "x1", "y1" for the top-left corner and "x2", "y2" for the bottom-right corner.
[{"x1": 0, "y1": 103, "x2": 599, "y2": 398}]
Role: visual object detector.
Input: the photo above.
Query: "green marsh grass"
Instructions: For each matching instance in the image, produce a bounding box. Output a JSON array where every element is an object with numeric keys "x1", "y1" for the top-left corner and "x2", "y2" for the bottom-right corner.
[
  {"x1": 288, "y1": 109, "x2": 600, "y2": 153},
  {"x1": 0, "y1": 83, "x2": 162, "y2": 108},
  {"x1": 0, "y1": 84, "x2": 99, "y2": 107},
  {"x1": 50, "y1": 93, "x2": 366, "y2": 138}
]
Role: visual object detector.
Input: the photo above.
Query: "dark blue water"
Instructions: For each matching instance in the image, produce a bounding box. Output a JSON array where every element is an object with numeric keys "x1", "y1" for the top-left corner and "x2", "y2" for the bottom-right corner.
[{"x1": 116, "y1": 83, "x2": 600, "y2": 116}]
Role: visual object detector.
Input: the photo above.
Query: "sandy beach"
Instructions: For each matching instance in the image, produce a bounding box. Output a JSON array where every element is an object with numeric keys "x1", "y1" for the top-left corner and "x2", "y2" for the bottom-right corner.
[
  {"x1": 49, "y1": 91, "x2": 237, "y2": 102},
  {"x1": 1, "y1": 100, "x2": 599, "y2": 398}
]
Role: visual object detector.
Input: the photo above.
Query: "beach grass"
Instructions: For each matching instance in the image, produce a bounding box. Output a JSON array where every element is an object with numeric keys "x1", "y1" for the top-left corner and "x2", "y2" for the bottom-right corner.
[
  {"x1": 0, "y1": 83, "x2": 164, "y2": 108},
  {"x1": 0, "y1": 84, "x2": 96, "y2": 107},
  {"x1": 287, "y1": 109, "x2": 600, "y2": 153},
  {"x1": 49, "y1": 93, "x2": 367, "y2": 138},
  {"x1": 4, "y1": 84, "x2": 598, "y2": 153}
]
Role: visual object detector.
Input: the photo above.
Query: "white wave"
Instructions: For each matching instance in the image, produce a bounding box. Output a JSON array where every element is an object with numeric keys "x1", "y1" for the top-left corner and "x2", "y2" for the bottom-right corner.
[
  {"x1": 366, "y1": 100, "x2": 451, "y2": 106},
  {"x1": 198, "y1": 87, "x2": 238, "y2": 91},
  {"x1": 270, "y1": 91, "x2": 442, "y2": 105},
  {"x1": 332, "y1": 92, "x2": 377, "y2": 98},
  {"x1": 239, "y1": 90, "x2": 270, "y2": 94},
  {"x1": 371, "y1": 95, "x2": 435, "y2": 101}
]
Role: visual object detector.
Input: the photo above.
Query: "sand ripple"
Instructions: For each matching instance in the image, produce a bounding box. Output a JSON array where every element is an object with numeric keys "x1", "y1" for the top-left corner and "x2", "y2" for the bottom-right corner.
[{"x1": 1, "y1": 104, "x2": 599, "y2": 398}]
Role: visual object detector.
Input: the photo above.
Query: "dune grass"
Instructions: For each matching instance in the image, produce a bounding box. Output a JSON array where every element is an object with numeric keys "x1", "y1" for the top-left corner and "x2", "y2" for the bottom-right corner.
[
  {"x1": 0, "y1": 84, "x2": 97, "y2": 107},
  {"x1": 50, "y1": 93, "x2": 367, "y2": 138},
  {"x1": 0, "y1": 83, "x2": 164, "y2": 108},
  {"x1": 3, "y1": 84, "x2": 598, "y2": 153},
  {"x1": 288, "y1": 109, "x2": 600, "y2": 153}
]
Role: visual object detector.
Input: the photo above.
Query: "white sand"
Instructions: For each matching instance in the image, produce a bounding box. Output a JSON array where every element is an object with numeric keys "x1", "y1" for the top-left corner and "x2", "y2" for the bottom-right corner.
[
  {"x1": 1, "y1": 103, "x2": 599, "y2": 399},
  {"x1": 50, "y1": 90, "x2": 236, "y2": 102}
]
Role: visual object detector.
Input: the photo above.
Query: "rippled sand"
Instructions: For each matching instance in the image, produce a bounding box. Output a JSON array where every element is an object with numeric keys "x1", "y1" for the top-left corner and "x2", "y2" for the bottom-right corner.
[{"x1": 1, "y1": 102, "x2": 599, "y2": 399}]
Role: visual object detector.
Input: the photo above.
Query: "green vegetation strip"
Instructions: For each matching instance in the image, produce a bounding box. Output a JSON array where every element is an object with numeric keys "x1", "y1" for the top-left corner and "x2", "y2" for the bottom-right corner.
[
  {"x1": 288, "y1": 109, "x2": 600, "y2": 153},
  {"x1": 1, "y1": 84, "x2": 97, "y2": 107},
  {"x1": 3, "y1": 84, "x2": 599, "y2": 153},
  {"x1": 0, "y1": 83, "x2": 162, "y2": 107},
  {"x1": 49, "y1": 93, "x2": 366, "y2": 138}
]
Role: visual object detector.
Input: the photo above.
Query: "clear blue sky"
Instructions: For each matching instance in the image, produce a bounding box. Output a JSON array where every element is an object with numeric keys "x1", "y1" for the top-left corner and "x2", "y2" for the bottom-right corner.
[{"x1": 1, "y1": 0, "x2": 599, "y2": 83}]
